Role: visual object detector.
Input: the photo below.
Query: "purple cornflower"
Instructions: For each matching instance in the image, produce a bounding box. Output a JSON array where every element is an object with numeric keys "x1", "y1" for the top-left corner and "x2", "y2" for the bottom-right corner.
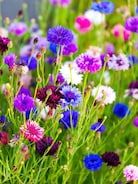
[
  {"x1": 91, "y1": 1, "x2": 114, "y2": 14},
  {"x1": 60, "y1": 85, "x2": 82, "y2": 108},
  {"x1": 63, "y1": 42, "x2": 78, "y2": 56},
  {"x1": 0, "y1": 36, "x2": 10, "y2": 55},
  {"x1": 59, "y1": 110, "x2": 79, "y2": 129},
  {"x1": 49, "y1": 0, "x2": 71, "y2": 7},
  {"x1": 90, "y1": 120, "x2": 106, "y2": 133},
  {"x1": 18, "y1": 87, "x2": 32, "y2": 96},
  {"x1": 47, "y1": 26, "x2": 74, "y2": 46},
  {"x1": 4, "y1": 53, "x2": 16, "y2": 70},
  {"x1": 8, "y1": 22, "x2": 28, "y2": 36},
  {"x1": 75, "y1": 52, "x2": 102, "y2": 73},
  {"x1": 36, "y1": 136, "x2": 61, "y2": 155},
  {"x1": 102, "y1": 152, "x2": 120, "y2": 167},
  {"x1": 14, "y1": 94, "x2": 35, "y2": 113},
  {"x1": 125, "y1": 16, "x2": 138, "y2": 33}
]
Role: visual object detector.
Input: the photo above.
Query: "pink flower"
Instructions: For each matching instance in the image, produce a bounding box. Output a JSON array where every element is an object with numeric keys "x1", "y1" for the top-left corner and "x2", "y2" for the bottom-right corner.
[
  {"x1": 112, "y1": 24, "x2": 131, "y2": 42},
  {"x1": 0, "y1": 131, "x2": 9, "y2": 145},
  {"x1": 123, "y1": 165, "x2": 138, "y2": 182},
  {"x1": 20, "y1": 120, "x2": 44, "y2": 142},
  {"x1": 75, "y1": 15, "x2": 92, "y2": 33}
]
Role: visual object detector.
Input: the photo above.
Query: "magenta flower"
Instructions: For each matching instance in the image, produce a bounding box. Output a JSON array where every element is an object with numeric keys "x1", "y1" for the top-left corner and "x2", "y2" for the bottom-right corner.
[
  {"x1": 20, "y1": 120, "x2": 44, "y2": 142},
  {"x1": 112, "y1": 24, "x2": 131, "y2": 42},
  {"x1": 14, "y1": 94, "x2": 35, "y2": 113},
  {"x1": 0, "y1": 36, "x2": 10, "y2": 55},
  {"x1": 9, "y1": 22, "x2": 28, "y2": 36},
  {"x1": 75, "y1": 52, "x2": 102, "y2": 73},
  {"x1": 75, "y1": 15, "x2": 92, "y2": 33},
  {"x1": 49, "y1": 0, "x2": 71, "y2": 7}
]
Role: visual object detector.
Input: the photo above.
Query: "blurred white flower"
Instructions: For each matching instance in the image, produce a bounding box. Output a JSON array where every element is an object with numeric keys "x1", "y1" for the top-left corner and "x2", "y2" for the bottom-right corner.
[
  {"x1": 0, "y1": 27, "x2": 8, "y2": 37},
  {"x1": 84, "y1": 10, "x2": 105, "y2": 25},
  {"x1": 60, "y1": 62, "x2": 83, "y2": 85},
  {"x1": 92, "y1": 85, "x2": 116, "y2": 105}
]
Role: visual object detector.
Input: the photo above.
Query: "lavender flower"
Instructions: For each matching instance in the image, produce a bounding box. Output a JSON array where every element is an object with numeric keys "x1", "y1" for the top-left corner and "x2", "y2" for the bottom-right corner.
[
  {"x1": 8, "y1": 22, "x2": 28, "y2": 36},
  {"x1": 49, "y1": 0, "x2": 71, "y2": 7},
  {"x1": 47, "y1": 26, "x2": 74, "y2": 46}
]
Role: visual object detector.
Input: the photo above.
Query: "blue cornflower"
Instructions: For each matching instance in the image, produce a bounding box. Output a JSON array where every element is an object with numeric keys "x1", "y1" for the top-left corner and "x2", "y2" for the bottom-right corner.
[
  {"x1": 60, "y1": 85, "x2": 82, "y2": 108},
  {"x1": 47, "y1": 26, "x2": 74, "y2": 46},
  {"x1": 0, "y1": 115, "x2": 7, "y2": 124},
  {"x1": 20, "y1": 56, "x2": 37, "y2": 70},
  {"x1": 128, "y1": 55, "x2": 138, "y2": 65},
  {"x1": 91, "y1": 1, "x2": 114, "y2": 14},
  {"x1": 113, "y1": 103, "x2": 130, "y2": 118},
  {"x1": 90, "y1": 121, "x2": 106, "y2": 133},
  {"x1": 83, "y1": 154, "x2": 103, "y2": 171},
  {"x1": 59, "y1": 110, "x2": 79, "y2": 129},
  {"x1": 49, "y1": 43, "x2": 58, "y2": 54}
]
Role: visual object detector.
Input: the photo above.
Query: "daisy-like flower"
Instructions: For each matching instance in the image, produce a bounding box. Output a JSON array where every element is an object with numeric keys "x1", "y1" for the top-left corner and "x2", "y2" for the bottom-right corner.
[
  {"x1": 123, "y1": 165, "x2": 138, "y2": 182},
  {"x1": 20, "y1": 120, "x2": 44, "y2": 142},
  {"x1": 107, "y1": 54, "x2": 130, "y2": 71},
  {"x1": 92, "y1": 85, "x2": 116, "y2": 105},
  {"x1": 60, "y1": 85, "x2": 82, "y2": 108},
  {"x1": 47, "y1": 26, "x2": 74, "y2": 46},
  {"x1": 75, "y1": 52, "x2": 102, "y2": 73},
  {"x1": 60, "y1": 62, "x2": 83, "y2": 85}
]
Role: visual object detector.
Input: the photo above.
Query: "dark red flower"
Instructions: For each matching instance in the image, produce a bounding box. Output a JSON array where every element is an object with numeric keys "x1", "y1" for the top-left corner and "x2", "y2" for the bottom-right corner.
[
  {"x1": 0, "y1": 36, "x2": 10, "y2": 55},
  {"x1": 102, "y1": 152, "x2": 120, "y2": 167},
  {"x1": 0, "y1": 131, "x2": 9, "y2": 145},
  {"x1": 36, "y1": 136, "x2": 61, "y2": 155},
  {"x1": 36, "y1": 85, "x2": 63, "y2": 109}
]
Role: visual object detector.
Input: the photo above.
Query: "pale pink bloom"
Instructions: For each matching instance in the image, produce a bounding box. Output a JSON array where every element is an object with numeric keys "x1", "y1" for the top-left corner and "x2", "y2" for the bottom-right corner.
[
  {"x1": 20, "y1": 73, "x2": 32, "y2": 87},
  {"x1": 123, "y1": 165, "x2": 138, "y2": 182},
  {"x1": 75, "y1": 15, "x2": 92, "y2": 33},
  {"x1": 20, "y1": 120, "x2": 44, "y2": 142},
  {"x1": 112, "y1": 24, "x2": 131, "y2": 42}
]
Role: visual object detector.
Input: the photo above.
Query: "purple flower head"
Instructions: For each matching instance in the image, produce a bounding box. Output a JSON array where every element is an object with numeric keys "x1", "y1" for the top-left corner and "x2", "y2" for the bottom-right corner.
[
  {"x1": 47, "y1": 26, "x2": 74, "y2": 46},
  {"x1": 32, "y1": 37, "x2": 47, "y2": 51},
  {"x1": 105, "y1": 43, "x2": 115, "y2": 56},
  {"x1": 60, "y1": 85, "x2": 82, "y2": 108},
  {"x1": 56, "y1": 73, "x2": 65, "y2": 85},
  {"x1": 14, "y1": 94, "x2": 35, "y2": 113},
  {"x1": 0, "y1": 36, "x2": 10, "y2": 55},
  {"x1": 18, "y1": 87, "x2": 32, "y2": 97},
  {"x1": 90, "y1": 120, "x2": 106, "y2": 133},
  {"x1": 83, "y1": 154, "x2": 103, "y2": 171},
  {"x1": 63, "y1": 42, "x2": 78, "y2": 56},
  {"x1": 128, "y1": 55, "x2": 138, "y2": 65},
  {"x1": 129, "y1": 81, "x2": 138, "y2": 89},
  {"x1": 75, "y1": 53, "x2": 102, "y2": 73},
  {"x1": 102, "y1": 152, "x2": 120, "y2": 167},
  {"x1": 91, "y1": 1, "x2": 114, "y2": 14},
  {"x1": 20, "y1": 56, "x2": 37, "y2": 70},
  {"x1": 125, "y1": 16, "x2": 138, "y2": 33},
  {"x1": 36, "y1": 136, "x2": 61, "y2": 155},
  {"x1": 46, "y1": 56, "x2": 57, "y2": 64},
  {"x1": 133, "y1": 116, "x2": 138, "y2": 127},
  {"x1": 49, "y1": 0, "x2": 71, "y2": 7},
  {"x1": 4, "y1": 53, "x2": 16, "y2": 70},
  {"x1": 59, "y1": 110, "x2": 79, "y2": 129},
  {"x1": 8, "y1": 22, "x2": 28, "y2": 36}
]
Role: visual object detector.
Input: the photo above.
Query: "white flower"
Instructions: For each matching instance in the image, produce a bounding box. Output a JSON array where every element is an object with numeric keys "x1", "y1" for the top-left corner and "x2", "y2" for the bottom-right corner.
[
  {"x1": 86, "y1": 46, "x2": 102, "y2": 57},
  {"x1": 0, "y1": 27, "x2": 8, "y2": 37},
  {"x1": 108, "y1": 54, "x2": 130, "y2": 71},
  {"x1": 92, "y1": 85, "x2": 116, "y2": 105},
  {"x1": 84, "y1": 10, "x2": 105, "y2": 25},
  {"x1": 60, "y1": 62, "x2": 83, "y2": 85}
]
